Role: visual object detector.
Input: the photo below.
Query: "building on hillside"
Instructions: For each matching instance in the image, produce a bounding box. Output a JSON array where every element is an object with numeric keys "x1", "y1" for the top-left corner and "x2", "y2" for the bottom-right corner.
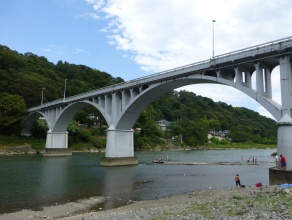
[
  {"x1": 133, "y1": 128, "x2": 141, "y2": 132},
  {"x1": 156, "y1": 119, "x2": 171, "y2": 130},
  {"x1": 208, "y1": 130, "x2": 230, "y2": 141}
]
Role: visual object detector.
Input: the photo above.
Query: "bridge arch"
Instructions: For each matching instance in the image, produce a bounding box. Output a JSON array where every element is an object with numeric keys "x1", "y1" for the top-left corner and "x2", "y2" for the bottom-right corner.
[
  {"x1": 115, "y1": 74, "x2": 282, "y2": 130},
  {"x1": 21, "y1": 111, "x2": 46, "y2": 136},
  {"x1": 52, "y1": 100, "x2": 110, "y2": 132}
]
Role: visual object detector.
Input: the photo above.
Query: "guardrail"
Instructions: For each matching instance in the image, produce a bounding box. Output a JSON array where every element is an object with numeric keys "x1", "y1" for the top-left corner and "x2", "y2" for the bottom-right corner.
[{"x1": 29, "y1": 36, "x2": 292, "y2": 112}]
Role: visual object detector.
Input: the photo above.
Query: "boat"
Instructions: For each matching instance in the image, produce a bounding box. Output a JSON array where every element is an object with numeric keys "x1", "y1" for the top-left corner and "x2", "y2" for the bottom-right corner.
[{"x1": 152, "y1": 159, "x2": 164, "y2": 164}]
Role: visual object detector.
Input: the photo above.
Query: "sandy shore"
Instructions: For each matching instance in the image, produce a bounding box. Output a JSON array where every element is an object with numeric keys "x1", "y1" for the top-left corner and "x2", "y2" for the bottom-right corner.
[
  {"x1": 0, "y1": 196, "x2": 105, "y2": 220},
  {"x1": 1, "y1": 185, "x2": 291, "y2": 220}
]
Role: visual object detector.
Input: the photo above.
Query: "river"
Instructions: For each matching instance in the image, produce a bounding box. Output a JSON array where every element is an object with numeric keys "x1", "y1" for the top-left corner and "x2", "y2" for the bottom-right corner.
[{"x1": 0, "y1": 149, "x2": 275, "y2": 214}]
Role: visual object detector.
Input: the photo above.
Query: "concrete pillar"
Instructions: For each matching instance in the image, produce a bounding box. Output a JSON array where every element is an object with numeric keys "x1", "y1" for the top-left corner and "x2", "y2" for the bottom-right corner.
[
  {"x1": 279, "y1": 56, "x2": 292, "y2": 116},
  {"x1": 245, "y1": 70, "x2": 252, "y2": 88},
  {"x1": 264, "y1": 66, "x2": 272, "y2": 98},
  {"x1": 44, "y1": 131, "x2": 71, "y2": 156},
  {"x1": 112, "y1": 92, "x2": 122, "y2": 123},
  {"x1": 255, "y1": 62, "x2": 264, "y2": 94},
  {"x1": 277, "y1": 114, "x2": 292, "y2": 170},
  {"x1": 46, "y1": 131, "x2": 68, "y2": 148},
  {"x1": 235, "y1": 67, "x2": 243, "y2": 85},
  {"x1": 100, "y1": 128, "x2": 138, "y2": 166},
  {"x1": 122, "y1": 90, "x2": 130, "y2": 111}
]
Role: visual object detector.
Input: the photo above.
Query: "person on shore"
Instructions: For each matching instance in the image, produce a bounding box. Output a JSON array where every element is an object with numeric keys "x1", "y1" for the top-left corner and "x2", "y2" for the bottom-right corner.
[
  {"x1": 280, "y1": 155, "x2": 286, "y2": 170},
  {"x1": 275, "y1": 154, "x2": 279, "y2": 168},
  {"x1": 235, "y1": 174, "x2": 241, "y2": 188}
]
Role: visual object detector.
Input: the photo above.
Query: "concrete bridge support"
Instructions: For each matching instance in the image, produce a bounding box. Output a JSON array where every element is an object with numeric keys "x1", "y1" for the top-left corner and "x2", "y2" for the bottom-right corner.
[
  {"x1": 100, "y1": 128, "x2": 138, "y2": 166},
  {"x1": 270, "y1": 56, "x2": 292, "y2": 185},
  {"x1": 278, "y1": 56, "x2": 292, "y2": 170},
  {"x1": 43, "y1": 131, "x2": 72, "y2": 156},
  {"x1": 277, "y1": 115, "x2": 292, "y2": 170}
]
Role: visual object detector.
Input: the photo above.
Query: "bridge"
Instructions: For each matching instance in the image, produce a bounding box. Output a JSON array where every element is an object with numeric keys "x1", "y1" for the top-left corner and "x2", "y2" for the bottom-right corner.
[{"x1": 22, "y1": 36, "x2": 292, "y2": 169}]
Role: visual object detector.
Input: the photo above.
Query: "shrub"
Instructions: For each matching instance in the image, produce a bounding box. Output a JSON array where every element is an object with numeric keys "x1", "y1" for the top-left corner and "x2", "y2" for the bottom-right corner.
[{"x1": 30, "y1": 120, "x2": 48, "y2": 138}]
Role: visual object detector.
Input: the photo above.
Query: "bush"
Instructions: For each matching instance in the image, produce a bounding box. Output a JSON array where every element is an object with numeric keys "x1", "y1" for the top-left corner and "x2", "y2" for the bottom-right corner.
[
  {"x1": 134, "y1": 132, "x2": 166, "y2": 150},
  {"x1": 68, "y1": 121, "x2": 91, "y2": 143},
  {"x1": 92, "y1": 138, "x2": 106, "y2": 149},
  {"x1": 210, "y1": 137, "x2": 230, "y2": 145},
  {"x1": 30, "y1": 120, "x2": 48, "y2": 138}
]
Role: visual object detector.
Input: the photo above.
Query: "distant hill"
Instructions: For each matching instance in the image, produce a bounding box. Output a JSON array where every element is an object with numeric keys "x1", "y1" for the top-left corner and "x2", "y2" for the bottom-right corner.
[
  {"x1": 0, "y1": 45, "x2": 124, "y2": 108},
  {"x1": 149, "y1": 91, "x2": 277, "y2": 144}
]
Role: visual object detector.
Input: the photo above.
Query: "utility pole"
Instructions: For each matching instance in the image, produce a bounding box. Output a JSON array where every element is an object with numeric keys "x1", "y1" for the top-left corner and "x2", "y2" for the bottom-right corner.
[
  {"x1": 63, "y1": 79, "x2": 68, "y2": 102},
  {"x1": 212, "y1": 19, "x2": 216, "y2": 59},
  {"x1": 41, "y1": 88, "x2": 45, "y2": 105}
]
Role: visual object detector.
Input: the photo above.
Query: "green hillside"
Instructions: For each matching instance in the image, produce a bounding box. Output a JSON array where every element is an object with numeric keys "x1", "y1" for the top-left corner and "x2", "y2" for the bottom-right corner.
[{"x1": 0, "y1": 45, "x2": 277, "y2": 150}]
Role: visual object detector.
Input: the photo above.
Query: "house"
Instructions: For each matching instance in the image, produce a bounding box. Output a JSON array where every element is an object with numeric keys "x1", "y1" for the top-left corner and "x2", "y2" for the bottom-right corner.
[
  {"x1": 208, "y1": 129, "x2": 230, "y2": 141},
  {"x1": 156, "y1": 119, "x2": 171, "y2": 130}
]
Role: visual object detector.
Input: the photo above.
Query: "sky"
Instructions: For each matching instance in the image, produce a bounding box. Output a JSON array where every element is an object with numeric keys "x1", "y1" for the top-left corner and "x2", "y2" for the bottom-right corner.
[{"x1": 1, "y1": 0, "x2": 292, "y2": 120}]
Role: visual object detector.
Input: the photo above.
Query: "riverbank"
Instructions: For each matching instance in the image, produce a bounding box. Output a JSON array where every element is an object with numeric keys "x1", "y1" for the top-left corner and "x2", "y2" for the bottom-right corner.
[
  {"x1": 0, "y1": 135, "x2": 277, "y2": 154},
  {"x1": 1, "y1": 185, "x2": 291, "y2": 220},
  {"x1": 0, "y1": 144, "x2": 276, "y2": 156},
  {"x1": 0, "y1": 144, "x2": 38, "y2": 155}
]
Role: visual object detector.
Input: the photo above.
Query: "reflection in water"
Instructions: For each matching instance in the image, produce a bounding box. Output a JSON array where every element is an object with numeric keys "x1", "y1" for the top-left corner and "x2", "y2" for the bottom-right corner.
[
  {"x1": 39, "y1": 156, "x2": 71, "y2": 203},
  {"x1": 101, "y1": 166, "x2": 136, "y2": 210}
]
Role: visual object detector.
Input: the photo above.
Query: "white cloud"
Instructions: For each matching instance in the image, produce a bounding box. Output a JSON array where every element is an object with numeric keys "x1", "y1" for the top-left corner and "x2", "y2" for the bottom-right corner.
[
  {"x1": 78, "y1": 12, "x2": 100, "y2": 20},
  {"x1": 85, "y1": 0, "x2": 292, "y2": 118},
  {"x1": 75, "y1": 48, "x2": 86, "y2": 54},
  {"x1": 42, "y1": 45, "x2": 66, "y2": 57}
]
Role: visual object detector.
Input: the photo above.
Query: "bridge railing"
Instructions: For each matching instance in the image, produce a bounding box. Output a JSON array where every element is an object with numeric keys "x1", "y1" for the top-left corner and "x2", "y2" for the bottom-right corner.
[
  {"x1": 211, "y1": 36, "x2": 292, "y2": 60},
  {"x1": 123, "y1": 36, "x2": 292, "y2": 83},
  {"x1": 29, "y1": 36, "x2": 292, "y2": 112}
]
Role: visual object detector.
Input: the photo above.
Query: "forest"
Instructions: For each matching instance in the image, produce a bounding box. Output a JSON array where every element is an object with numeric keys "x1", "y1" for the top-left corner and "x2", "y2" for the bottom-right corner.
[{"x1": 0, "y1": 45, "x2": 277, "y2": 150}]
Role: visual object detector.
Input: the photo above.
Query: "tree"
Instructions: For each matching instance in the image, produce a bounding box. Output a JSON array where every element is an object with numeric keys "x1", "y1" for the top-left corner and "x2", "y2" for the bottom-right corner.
[
  {"x1": 169, "y1": 118, "x2": 209, "y2": 147},
  {"x1": 0, "y1": 92, "x2": 26, "y2": 134}
]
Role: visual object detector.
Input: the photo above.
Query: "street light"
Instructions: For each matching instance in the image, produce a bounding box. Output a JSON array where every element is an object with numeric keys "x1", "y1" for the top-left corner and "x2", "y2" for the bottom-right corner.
[
  {"x1": 41, "y1": 88, "x2": 45, "y2": 105},
  {"x1": 212, "y1": 19, "x2": 216, "y2": 59},
  {"x1": 63, "y1": 79, "x2": 68, "y2": 102}
]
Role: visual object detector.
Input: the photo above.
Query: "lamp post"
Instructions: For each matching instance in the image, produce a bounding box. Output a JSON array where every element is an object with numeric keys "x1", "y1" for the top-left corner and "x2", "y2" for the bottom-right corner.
[
  {"x1": 63, "y1": 79, "x2": 68, "y2": 102},
  {"x1": 41, "y1": 88, "x2": 45, "y2": 105},
  {"x1": 212, "y1": 19, "x2": 216, "y2": 59}
]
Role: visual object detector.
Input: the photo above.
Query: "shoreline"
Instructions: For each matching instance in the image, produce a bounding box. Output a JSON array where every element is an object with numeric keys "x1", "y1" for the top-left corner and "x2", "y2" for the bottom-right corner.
[
  {"x1": 1, "y1": 185, "x2": 291, "y2": 220},
  {"x1": 0, "y1": 146, "x2": 276, "y2": 156}
]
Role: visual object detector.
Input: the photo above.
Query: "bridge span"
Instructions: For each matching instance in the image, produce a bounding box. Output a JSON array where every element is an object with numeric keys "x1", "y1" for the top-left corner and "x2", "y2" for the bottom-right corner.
[{"x1": 22, "y1": 36, "x2": 292, "y2": 169}]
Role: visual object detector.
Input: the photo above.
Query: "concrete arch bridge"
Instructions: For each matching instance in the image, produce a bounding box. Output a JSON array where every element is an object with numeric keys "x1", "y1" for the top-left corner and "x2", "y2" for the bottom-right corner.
[{"x1": 22, "y1": 36, "x2": 292, "y2": 171}]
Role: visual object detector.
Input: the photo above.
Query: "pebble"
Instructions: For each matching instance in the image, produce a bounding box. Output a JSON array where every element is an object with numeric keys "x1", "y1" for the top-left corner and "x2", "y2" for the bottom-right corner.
[{"x1": 67, "y1": 186, "x2": 291, "y2": 220}]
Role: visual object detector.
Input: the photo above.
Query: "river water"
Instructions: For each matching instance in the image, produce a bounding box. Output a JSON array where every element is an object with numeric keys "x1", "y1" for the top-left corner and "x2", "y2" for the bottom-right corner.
[{"x1": 0, "y1": 149, "x2": 275, "y2": 214}]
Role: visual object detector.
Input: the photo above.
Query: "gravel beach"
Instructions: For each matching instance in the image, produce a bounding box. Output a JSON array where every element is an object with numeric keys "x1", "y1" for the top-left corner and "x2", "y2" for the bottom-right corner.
[{"x1": 1, "y1": 185, "x2": 291, "y2": 220}]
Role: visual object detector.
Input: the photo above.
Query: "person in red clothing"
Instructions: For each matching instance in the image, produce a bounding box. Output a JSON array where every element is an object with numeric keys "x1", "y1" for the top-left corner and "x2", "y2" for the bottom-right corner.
[{"x1": 280, "y1": 155, "x2": 286, "y2": 170}]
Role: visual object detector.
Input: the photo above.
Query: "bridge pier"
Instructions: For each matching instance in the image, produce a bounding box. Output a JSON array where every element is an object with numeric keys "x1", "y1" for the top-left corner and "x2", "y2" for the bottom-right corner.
[
  {"x1": 43, "y1": 131, "x2": 72, "y2": 156},
  {"x1": 277, "y1": 115, "x2": 292, "y2": 170},
  {"x1": 100, "y1": 128, "x2": 138, "y2": 166},
  {"x1": 269, "y1": 115, "x2": 292, "y2": 184}
]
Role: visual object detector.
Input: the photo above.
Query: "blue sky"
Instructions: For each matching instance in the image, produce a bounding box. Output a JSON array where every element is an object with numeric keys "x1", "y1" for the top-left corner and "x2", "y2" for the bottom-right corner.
[
  {"x1": 1, "y1": 0, "x2": 292, "y2": 119},
  {"x1": 0, "y1": 0, "x2": 144, "y2": 79}
]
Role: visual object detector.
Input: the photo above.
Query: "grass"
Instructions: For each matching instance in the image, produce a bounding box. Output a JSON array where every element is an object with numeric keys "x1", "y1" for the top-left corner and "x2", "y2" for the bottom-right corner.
[
  {"x1": 0, "y1": 135, "x2": 46, "y2": 150},
  {"x1": 207, "y1": 142, "x2": 276, "y2": 149},
  {"x1": 0, "y1": 135, "x2": 105, "y2": 151},
  {"x1": 0, "y1": 135, "x2": 277, "y2": 152},
  {"x1": 147, "y1": 188, "x2": 292, "y2": 219}
]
